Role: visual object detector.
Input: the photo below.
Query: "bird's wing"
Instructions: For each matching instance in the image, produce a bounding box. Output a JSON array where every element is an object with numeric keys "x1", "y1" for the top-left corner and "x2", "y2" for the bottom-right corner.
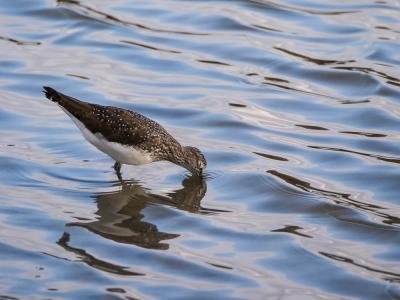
[{"x1": 43, "y1": 86, "x2": 148, "y2": 146}]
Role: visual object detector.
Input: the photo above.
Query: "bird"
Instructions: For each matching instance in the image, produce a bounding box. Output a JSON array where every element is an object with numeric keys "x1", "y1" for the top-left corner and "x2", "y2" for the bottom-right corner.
[{"x1": 42, "y1": 86, "x2": 206, "y2": 176}]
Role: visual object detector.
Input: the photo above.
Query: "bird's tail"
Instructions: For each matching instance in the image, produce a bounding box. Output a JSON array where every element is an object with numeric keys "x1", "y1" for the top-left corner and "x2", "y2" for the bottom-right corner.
[
  {"x1": 43, "y1": 86, "x2": 62, "y2": 103},
  {"x1": 42, "y1": 86, "x2": 93, "y2": 121}
]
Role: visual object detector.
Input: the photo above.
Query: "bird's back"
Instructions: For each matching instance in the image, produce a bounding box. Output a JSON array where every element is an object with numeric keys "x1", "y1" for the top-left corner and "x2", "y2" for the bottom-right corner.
[{"x1": 43, "y1": 87, "x2": 181, "y2": 160}]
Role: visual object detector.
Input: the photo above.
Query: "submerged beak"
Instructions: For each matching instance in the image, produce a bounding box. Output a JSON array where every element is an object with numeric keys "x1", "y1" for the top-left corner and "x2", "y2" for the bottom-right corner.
[
  {"x1": 189, "y1": 167, "x2": 203, "y2": 178},
  {"x1": 197, "y1": 168, "x2": 205, "y2": 178}
]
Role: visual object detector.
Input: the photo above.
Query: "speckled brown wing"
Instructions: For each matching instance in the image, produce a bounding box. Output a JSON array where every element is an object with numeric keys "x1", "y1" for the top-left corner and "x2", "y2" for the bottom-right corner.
[{"x1": 43, "y1": 86, "x2": 180, "y2": 152}]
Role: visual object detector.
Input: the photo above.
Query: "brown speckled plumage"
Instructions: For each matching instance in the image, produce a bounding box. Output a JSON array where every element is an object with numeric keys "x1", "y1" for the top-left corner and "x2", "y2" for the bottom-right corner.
[{"x1": 43, "y1": 86, "x2": 206, "y2": 176}]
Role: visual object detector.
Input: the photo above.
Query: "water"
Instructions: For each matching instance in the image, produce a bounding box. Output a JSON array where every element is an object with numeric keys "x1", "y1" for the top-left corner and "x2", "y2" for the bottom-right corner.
[{"x1": 0, "y1": 0, "x2": 400, "y2": 299}]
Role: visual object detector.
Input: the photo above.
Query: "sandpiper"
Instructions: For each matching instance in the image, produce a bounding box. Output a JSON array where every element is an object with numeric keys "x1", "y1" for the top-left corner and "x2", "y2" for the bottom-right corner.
[{"x1": 43, "y1": 86, "x2": 206, "y2": 176}]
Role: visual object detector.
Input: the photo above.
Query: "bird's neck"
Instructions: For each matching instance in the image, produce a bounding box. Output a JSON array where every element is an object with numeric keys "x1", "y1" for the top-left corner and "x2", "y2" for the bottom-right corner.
[{"x1": 166, "y1": 145, "x2": 189, "y2": 169}]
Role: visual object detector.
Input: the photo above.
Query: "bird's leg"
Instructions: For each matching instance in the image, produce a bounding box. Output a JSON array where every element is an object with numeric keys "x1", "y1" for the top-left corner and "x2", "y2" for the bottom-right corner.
[
  {"x1": 114, "y1": 161, "x2": 121, "y2": 172},
  {"x1": 113, "y1": 161, "x2": 123, "y2": 182}
]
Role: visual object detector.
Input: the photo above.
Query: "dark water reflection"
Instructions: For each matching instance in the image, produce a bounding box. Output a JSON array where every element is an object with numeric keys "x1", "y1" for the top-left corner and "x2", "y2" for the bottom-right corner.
[
  {"x1": 1, "y1": 0, "x2": 400, "y2": 299},
  {"x1": 69, "y1": 175, "x2": 207, "y2": 250}
]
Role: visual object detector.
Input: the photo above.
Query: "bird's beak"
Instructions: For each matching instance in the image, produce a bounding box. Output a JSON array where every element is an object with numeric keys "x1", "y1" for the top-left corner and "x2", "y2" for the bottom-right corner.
[
  {"x1": 197, "y1": 168, "x2": 206, "y2": 178},
  {"x1": 190, "y1": 168, "x2": 202, "y2": 178}
]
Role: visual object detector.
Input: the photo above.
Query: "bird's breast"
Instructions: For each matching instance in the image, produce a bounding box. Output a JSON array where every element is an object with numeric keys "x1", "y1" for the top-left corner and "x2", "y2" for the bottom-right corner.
[{"x1": 93, "y1": 137, "x2": 153, "y2": 165}]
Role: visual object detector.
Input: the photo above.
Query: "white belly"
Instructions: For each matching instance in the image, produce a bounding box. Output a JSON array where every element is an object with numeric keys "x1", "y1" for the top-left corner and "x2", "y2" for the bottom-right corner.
[{"x1": 61, "y1": 107, "x2": 153, "y2": 165}]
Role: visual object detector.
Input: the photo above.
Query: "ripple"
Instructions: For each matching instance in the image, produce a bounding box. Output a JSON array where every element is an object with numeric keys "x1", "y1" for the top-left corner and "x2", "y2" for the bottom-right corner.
[{"x1": 1, "y1": 0, "x2": 400, "y2": 299}]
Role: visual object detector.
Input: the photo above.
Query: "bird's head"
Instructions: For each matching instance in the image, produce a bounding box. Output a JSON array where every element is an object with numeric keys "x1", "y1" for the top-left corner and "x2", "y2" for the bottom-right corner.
[{"x1": 181, "y1": 146, "x2": 207, "y2": 177}]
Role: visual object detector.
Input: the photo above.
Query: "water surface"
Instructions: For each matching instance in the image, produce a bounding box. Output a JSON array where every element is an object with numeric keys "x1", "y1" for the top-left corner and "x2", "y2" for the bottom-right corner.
[{"x1": 0, "y1": 0, "x2": 400, "y2": 299}]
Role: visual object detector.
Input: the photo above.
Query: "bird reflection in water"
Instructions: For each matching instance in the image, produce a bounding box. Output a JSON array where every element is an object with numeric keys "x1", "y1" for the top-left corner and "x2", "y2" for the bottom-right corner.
[{"x1": 64, "y1": 172, "x2": 209, "y2": 250}]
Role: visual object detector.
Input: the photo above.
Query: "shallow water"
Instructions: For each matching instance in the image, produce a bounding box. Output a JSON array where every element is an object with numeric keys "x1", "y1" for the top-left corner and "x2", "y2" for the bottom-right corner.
[{"x1": 1, "y1": 0, "x2": 400, "y2": 299}]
